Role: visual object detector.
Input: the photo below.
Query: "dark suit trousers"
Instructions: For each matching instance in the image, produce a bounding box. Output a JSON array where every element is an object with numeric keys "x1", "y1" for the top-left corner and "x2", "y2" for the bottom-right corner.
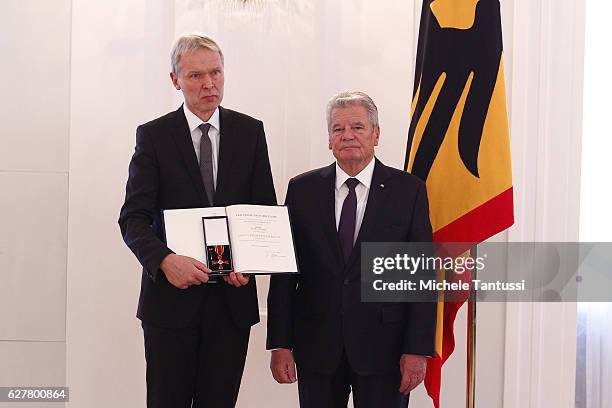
[
  {"x1": 297, "y1": 351, "x2": 409, "y2": 408},
  {"x1": 142, "y1": 285, "x2": 250, "y2": 408}
]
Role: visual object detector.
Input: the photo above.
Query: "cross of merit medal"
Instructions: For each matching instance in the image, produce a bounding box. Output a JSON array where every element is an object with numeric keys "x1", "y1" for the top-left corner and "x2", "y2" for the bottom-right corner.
[
  {"x1": 201, "y1": 215, "x2": 234, "y2": 274},
  {"x1": 206, "y1": 243, "x2": 232, "y2": 272}
]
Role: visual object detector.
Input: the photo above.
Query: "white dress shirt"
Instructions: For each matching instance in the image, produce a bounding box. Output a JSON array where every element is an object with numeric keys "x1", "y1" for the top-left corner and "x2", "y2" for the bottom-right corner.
[
  {"x1": 334, "y1": 158, "x2": 375, "y2": 244},
  {"x1": 184, "y1": 105, "x2": 221, "y2": 189}
]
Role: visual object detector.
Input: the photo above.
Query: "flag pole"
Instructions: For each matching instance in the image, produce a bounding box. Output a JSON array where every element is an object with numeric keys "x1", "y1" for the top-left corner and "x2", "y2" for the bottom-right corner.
[{"x1": 466, "y1": 248, "x2": 477, "y2": 408}]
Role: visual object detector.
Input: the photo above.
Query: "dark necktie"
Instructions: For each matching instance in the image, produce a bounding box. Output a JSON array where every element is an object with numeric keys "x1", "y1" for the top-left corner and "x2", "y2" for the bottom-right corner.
[
  {"x1": 338, "y1": 178, "x2": 359, "y2": 262},
  {"x1": 199, "y1": 123, "x2": 214, "y2": 205}
]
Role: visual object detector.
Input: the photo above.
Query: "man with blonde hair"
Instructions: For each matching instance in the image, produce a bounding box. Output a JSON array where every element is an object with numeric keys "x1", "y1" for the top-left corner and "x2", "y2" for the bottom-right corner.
[{"x1": 119, "y1": 33, "x2": 276, "y2": 407}]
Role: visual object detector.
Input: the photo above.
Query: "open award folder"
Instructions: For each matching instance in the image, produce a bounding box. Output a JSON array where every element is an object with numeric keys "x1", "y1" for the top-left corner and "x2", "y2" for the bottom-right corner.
[{"x1": 163, "y1": 205, "x2": 299, "y2": 276}]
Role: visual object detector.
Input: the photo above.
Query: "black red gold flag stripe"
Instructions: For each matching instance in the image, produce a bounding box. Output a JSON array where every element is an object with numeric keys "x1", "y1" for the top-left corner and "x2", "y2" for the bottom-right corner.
[{"x1": 404, "y1": 0, "x2": 514, "y2": 406}]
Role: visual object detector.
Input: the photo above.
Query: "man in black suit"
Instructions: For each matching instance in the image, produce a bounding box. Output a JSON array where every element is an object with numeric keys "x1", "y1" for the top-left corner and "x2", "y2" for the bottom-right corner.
[
  {"x1": 267, "y1": 91, "x2": 436, "y2": 407},
  {"x1": 119, "y1": 33, "x2": 276, "y2": 408}
]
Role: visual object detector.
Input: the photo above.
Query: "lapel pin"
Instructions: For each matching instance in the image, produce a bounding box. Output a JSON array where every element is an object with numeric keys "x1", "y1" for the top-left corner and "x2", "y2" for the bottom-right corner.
[{"x1": 380, "y1": 183, "x2": 385, "y2": 188}]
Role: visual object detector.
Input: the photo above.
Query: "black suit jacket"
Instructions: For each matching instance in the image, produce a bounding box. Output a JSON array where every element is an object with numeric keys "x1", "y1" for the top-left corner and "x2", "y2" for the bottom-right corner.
[
  {"x1": 119, "y1": 105, "x2": 276, "y2": 329},
  {"x1": 267, "y1": 159, "x2": 436, "y2": 375}
]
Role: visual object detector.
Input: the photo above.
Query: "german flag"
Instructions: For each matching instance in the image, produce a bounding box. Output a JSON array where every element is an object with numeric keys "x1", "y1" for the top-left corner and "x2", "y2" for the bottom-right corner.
[{"x1": 404, "y1": 0, "x2": 514, "y2": 406}]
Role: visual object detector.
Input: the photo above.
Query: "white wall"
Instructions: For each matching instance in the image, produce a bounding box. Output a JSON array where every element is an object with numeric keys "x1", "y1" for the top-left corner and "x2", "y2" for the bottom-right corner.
[
  {"x1": 0, "y1": 2, "x2": 70, "y2": 407},
  {"x1": 581, "y1": 1, "x2": 612, "y2": 241},
  {"x1": 0, "y1": 0, "x2": 586, "y2": 407},
  {"x1": 66, "y1": 1, "x2": 174, "y2": 406}
]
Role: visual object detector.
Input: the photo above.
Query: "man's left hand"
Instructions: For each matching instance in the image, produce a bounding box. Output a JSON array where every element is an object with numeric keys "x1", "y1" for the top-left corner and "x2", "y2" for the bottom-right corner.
[
  {"x1": 399, "y1": 354, "x2": 427, "y2": 394},
  {"x1": 223, "y1": 272, "x2": 250, "y2": 287}
]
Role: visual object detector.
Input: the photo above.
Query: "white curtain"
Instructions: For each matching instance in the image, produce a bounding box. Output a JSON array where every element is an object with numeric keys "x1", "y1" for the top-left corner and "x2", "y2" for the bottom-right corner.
[
  {"x1": 578, "y1": 1, "x2": 612, "y2": 407},
  {"x1": 577, "y1": 303, "x2": 612, "y2": 408}
]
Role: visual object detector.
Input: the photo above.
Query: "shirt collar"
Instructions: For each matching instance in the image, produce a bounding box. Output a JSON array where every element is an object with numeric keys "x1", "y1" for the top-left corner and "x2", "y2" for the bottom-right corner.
[
  {"x1": 183, "y1": 104, "x2": 220, "y2": 134},
  {"x1": 335, "y1": 158, "x2": 375, "y2": 191}
]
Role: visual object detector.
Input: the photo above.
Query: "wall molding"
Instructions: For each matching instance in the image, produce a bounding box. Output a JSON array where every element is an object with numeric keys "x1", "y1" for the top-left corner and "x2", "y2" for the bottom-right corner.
[{"x1": 503, "y1": 0, "x2": 585, "y2": 407}]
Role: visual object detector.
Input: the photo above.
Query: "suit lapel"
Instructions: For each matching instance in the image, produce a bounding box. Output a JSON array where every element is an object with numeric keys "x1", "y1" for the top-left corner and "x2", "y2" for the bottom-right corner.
[
  {"x1": 345, "y1": 159, "x2": 392, "y2": 272},
  {"x1": 215, "y1": 106, "x2": 235, "y2": 206},
  {"x1": 319, "y1": 164, "x2": 345, "y2": 273},
  {"x1": 171, "y1": 106, "x2": 209, "y2": 204}
]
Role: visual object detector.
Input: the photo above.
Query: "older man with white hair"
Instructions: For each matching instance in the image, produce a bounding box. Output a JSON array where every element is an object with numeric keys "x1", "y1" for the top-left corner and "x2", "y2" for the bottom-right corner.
[{"x1": 267, "y1": 91, "x2": 436, "y2": 408}]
